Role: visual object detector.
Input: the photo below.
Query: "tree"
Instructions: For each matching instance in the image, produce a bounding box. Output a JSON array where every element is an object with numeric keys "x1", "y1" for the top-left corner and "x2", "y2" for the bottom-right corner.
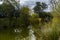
[
  {"x1": 0, "y1": 0, "x2": 20, "y2": 30},
  {"x1": 0, "y1": 2, "x2": 15, "y2": 29},
  {"x1": 17, "y1": 6, "x2": 30, "y2": 38},
  {"x1": 0, "y1": 1, "x2": 30, "y2": 39},
  {"x1": 33, "y1": 2, "x2": 53, "y2": 24},
  {"x1": 33, "y1": 2, "x2": 47, "y2": 14},
  {"x1": 20, "y1": 6, "x2": 30, "y2": 28}
]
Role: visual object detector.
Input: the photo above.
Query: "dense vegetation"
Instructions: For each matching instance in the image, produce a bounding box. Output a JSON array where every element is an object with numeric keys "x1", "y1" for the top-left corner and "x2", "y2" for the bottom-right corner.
[{"x1": 0, "y1": 0, "x2": 60, "y2": 40}]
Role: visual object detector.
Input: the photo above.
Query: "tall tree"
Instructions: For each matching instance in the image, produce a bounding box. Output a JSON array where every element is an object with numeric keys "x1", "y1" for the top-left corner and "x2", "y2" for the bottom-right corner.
[
  {"x1": 17, "y1": 6, "x2": 30, "y2": 38},
  {"x1": 33, "y1": 2, "x2": 53, "y2": 24},
  {"x1": 33, "y1": 2, "x2": 47, "y2": 14},
  {"x1": 0, "y1": 0, "x2": 20, "y2": 29}
]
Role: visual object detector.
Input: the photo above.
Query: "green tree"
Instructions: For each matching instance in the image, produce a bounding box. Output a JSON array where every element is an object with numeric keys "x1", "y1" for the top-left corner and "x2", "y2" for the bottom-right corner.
[
  {"x1": 0, "y1": 0, "x2": 20, "y2": 30},
  {"x1": 17, "y1": 6, "x2": 30, "y2": 38},
  {"x1": 33, "y1": 2, "x2": 47, "y2": 14},
  {"x1": 0, "y1": 2, "x2": 15, "y2": 29},
  {"x1": 0, "y1": 2, "x2": 30, "y2": 39},
  {"x1": 33, "y1": 2, "x2": 53, "y2": 24}
]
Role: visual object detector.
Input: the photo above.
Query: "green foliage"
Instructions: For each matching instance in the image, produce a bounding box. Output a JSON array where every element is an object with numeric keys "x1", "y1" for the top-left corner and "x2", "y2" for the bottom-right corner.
[
  {"x1": 40, "y1": 12, "x2": 53, "y2": 24},
  {"x1": 13, "y1": 6, "x2": 30, "y2": 38},
  {"x1": 29, "y1": 13, "x2": 39, "y2": 26},
  {"x1": 0, "y1": 1, "x2": 60, "y2": 40},
  {"x1": 33, "y1": 2, "x2": 47, "y2": 13},
  {"x1": 20, "y1": 6, "x2": 30, "y2": 28},
  {"x1": 0, "y1": 2, "x2": 16, "y2": 30},
  {"x1": 33, "y1": 2, "x2": 53, "y2": 24},
  {"x1": 20, "y1": 6, "x2": 30, "y2": 14},
  {"x1": 0, "y1": 3, "x2": 15, "y2": 17}
]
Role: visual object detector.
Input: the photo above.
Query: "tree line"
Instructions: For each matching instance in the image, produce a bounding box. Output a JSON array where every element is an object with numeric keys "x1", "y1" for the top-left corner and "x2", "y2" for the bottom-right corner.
[{"x1": 0, "y1": 0, "x2": 53, "y2": 38}]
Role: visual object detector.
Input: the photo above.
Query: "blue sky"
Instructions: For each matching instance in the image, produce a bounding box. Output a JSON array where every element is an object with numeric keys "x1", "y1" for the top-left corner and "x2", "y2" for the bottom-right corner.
[
  {"x1": 20, "y1": 0, "x2": 51, "y2": 12},
  {"x1": 0, "y1": 0, "x2": 51, "y2": 12}
]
